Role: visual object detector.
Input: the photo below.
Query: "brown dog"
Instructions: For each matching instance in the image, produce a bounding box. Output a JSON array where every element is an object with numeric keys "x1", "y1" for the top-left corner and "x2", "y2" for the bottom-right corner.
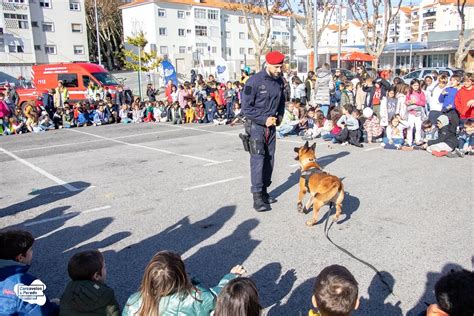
[{"x1": 294, "y1": 141, "x2": 344, "y2": 226}]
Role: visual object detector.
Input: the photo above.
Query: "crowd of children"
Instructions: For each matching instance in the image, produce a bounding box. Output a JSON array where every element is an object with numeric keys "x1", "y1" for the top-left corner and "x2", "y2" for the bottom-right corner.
[
  {"x1": 286, "y1": 70, "x2": 473, "y2": 157},
  {"x1": 1, "y1": 229, "x2": 472, "y2": 316}
]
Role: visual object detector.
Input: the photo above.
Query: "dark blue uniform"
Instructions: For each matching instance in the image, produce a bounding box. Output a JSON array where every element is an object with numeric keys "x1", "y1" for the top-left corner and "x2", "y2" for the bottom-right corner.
[{"x1": 241, "y1": 69, "x2": 285, "y2": 193}]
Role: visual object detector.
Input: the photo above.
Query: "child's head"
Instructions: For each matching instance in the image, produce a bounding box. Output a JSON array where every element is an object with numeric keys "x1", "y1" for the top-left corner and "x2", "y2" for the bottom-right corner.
[
  {"x1": 233, "y1": 101, "x2": 241, "y2": 110},
  {"x1": 422, "y1": 120, "x2": 433, "y2": 132},
  {"x1": 462, "y1": 73, "x2": 473, "y2": 88},
  {"x1": 214, "y1": 277, "x2": 261, "y2": 316},
  {"x1": 206, "y1": 94, "x2": 212, "y2": 100},
  {"x1": 362, "y1": 107, "x2": 373, "y2": 119},
  {"x1": 68, "y1": 250, "x2": 106, "y2": 283},
  {"x1": 436, "y1": 115, "x2": 449, "y2": 129},
  {"x1": 352, "y1": 109, "x2": 360, "y2": 118},
  {"x1": 410, "y1": 79, "x2": 421, "y2": 92},
  {"x1": 390, "y1": 115, "x2": 400, "y2": 127},
  {"x1": 387, "y1": 87, "x2": 396, "y2": 98},
  {"x1": 291, "y1": 98, "x2": 301, "y2": 108},
  {"x1": 121, "y1": 104, "x2": 128, "y2": 110},
  {"x1": 342, "y1": 104, "x2": 353, "y2": 116},
  {"x1": 424, "y1": 75, "x2": 433, "y2": 87},
  {"x1": 226, "y1": 81, "x2": 233, "y2": 89},
  {"x1": 171, "y1": 85, "x2": 177, "y2": 92},
  {"x1": 312, "y1": 265, "x2": 359, "y2": 316},
  {"x1": 345, "y1": 82, "x2": 353, "y2": 91},
  {"x1": 339, "y1": 82, "x2": 346, "y2": 91},
  {"x1": 0, "y1": 230, "x2": 34, "y2": 265},
  {"x1": 396, "y1": 83, "x2": 409, "y2": 96},
  {"x1": 138, "y1": 251, "x2": 193, "y2": 316},
  {"x1": 465, "y1": 119, "x2": 474, "y2": 134},
  {"x1": 0, "y1": 92, "x2": 4, "y2": 100},
  {"x1": 438, "y1": 75, "x2": 448, "y2": 88},
  {"x1": 307, "y1": 108, "x2": 315, "y2": 118},
  {"x1": 450, "y1": 75, "x2": 461, "y2": 87},
  {"x1": 427, "y1": 269, "x2": 474, "y2": 316}
]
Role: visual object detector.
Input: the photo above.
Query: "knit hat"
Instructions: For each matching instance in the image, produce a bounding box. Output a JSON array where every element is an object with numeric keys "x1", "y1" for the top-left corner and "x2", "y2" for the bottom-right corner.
[
  {"x1": 437, "y1": 115, "x2": 449, "y2": 127},
  {"x1": 363, "y1": 107, "x2": 373, "y2": 118},
  {"x1": 265, "y1": 51, "x2": 285, "y2": 65}
]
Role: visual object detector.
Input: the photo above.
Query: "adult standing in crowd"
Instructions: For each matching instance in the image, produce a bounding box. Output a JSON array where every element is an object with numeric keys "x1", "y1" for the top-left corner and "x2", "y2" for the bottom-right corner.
[
  {"x1": 54, "y1": 80, "x2": 69, "y2": 109},
  {"x1": 312, "y1": 63, "x2": 334, "y2": 118},
  {"x1": 241, "y1": 51, "x2": 286, "y2": 212},
  {"x1": 3, "y1": 83, "x2": 18, "y2": 113}
]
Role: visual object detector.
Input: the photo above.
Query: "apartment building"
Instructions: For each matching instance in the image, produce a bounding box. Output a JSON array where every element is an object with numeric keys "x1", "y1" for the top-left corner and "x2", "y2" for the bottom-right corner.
[{"x1": 0, "y1": 0, "x2": 89, "y2": 79}]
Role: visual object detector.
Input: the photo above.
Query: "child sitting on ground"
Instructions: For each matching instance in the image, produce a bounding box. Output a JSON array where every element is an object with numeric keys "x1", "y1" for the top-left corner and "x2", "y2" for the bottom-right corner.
[
  {"x1": 195, "y1": 102, "x2": 206, "y2": 123},
  {"x1": 214, "y1": 278, "x2": 261, "y2": 316},
  {"x1": 119, "y1": 104, "x2": 131, "y2": 124},
  {"x1": 63, "y1": 105, "x2": 74, "y2": 128},
  {"x1": 38, "y1": 111, "x2": 55, "y2": 131},
  {"x1": 132, "y1": 103, "x2": 144, "y2": 123},
  {"x1": 185, "y1": 102, "x2": 195, "y2": 123},
  {"x1": 143, "y1": 101, "x2": 155, "y2": 123},
  {"x1": 423, "y1": 115, "x2": 459, "y2": 157},
  {"x1": 362, "y1": 107, "x2": 383, "y2": 143},
  {"x1": 458, "y1": 119, "x2": 473, "y2": 155},
  {"x1": 230, "y1": 102, "x2": 245, "y2": 126},
  {"x1": 0, "y1": 230, "x2": 59, "y2": 315},
  {"x1": 8, "y1": 116, "x2": 26, "y2": 134},
  {"x1": 421, "y1": 120, "x2": 438, "y2": 145},
  {"x1": 213, "y1": 106, "x2": 227, "y2": 125},
  {"x1": 309, "y1": 264, "x2": 359, "y2": 316},
  {"x1": 60, "y1": 250, "x2": 120, "y2": 316},
  {"x1": 335, "y1": 105, "x2": 363, "y2": 147},
  {"x1": 92, "y1": 104, "x2": 109, "y2": 126},
  {"x1": 322, "y1": 109, "x2": 342, "y2": 143},
  {"x1": 426, "y1": 269, "x2": 474, "y2": 316},
  {"x1": 297, "y1": 108, "x2": 309, "y2": 136},
  {"x1": 122, "y1": 251, "x2": 245, "y2": 315},
  {"x1": 153, "y1": 101, "x2": 167, "y2": 123},
  {"x1": 382, "y1": 115, "x2": 408, "y2": 149},
  {"x1": 170, "y1": 102, "x2": 184, "y2": 124},
  {"x1": 204, "y1": 94, "x2": 217, "y2": 123}
]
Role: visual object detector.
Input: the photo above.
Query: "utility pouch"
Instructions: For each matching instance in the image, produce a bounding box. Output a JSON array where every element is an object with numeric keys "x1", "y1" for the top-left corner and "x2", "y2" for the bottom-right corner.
[
  {"x1": 239, "y1": 133, "x2": 250, "y2": 152},
  {"x1": 249, "y1": 138, "x2": 265, "y2": 155}
]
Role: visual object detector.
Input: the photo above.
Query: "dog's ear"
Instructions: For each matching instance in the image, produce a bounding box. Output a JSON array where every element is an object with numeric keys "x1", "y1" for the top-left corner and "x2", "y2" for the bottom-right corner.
[
  {"x1": 294, "y1": 146, "x2": 300, "y2": 153},
  {"x1": 311, "y1": 142, "x2": 316, "y2": 151},
  {"x1": 303, "y1": 141, "x2": 309, "y2": 150}
]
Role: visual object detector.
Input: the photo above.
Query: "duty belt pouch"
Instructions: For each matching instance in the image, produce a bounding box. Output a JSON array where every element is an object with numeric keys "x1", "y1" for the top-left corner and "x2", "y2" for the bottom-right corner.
[
  {"x1": 239, "y1": 133, "x2": 250, "y2": 152},
  {"x1": 249, "y1": 138, "x2": 265, "y2": 155}
]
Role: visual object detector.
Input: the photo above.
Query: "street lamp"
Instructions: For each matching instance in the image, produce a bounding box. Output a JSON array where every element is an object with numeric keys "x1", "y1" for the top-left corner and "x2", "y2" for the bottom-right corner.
[
  {"x1": 94, "y1": 0, "x2": 101, "y2": 66},
  {"x1": 313, "y1": 0, "x2": 318, "y2": 69}
]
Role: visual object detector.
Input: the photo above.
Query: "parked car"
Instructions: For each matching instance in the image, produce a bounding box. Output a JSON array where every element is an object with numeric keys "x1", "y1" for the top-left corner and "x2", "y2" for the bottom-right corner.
[
  {"x1": 402, "y1": 67, "x2": 464, "y2": 84},
  {"x1": 331, "y1": 68, "x2": 356, "y2": 81}
]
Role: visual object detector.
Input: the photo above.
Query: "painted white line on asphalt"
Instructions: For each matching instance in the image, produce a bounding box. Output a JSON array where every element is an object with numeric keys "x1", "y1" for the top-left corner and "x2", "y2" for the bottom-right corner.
[
  {"x1": 0, "y1": 147, "x2": 79, "y2": 192},
  {"x1": 183, "y1": 176, "x2": 243, "y2": 191},
  {"x1": 52, "y1": 186, "x2": 96, "y2": 195},
  {"x1": 113, "y1": 128, "x2": 178, "y2": 139},
  {"x1": 203, "y1": 159, "x2": 234, "y2": 167},
  {"x1": 67, "y1": 128, "x2": 222, "y2": 164},
  {"x1": 12, "y1": 139, "x2": 105, "y2": 153},
  {"x1": 166, "y1": 124, "x2": 239, "y2": 136},
  {"x1": 25, "y1": 205, "x2": 112, "y2": 227},
  {"x1": 364, "y1": 147, "x2": 382, "y2": 152}
]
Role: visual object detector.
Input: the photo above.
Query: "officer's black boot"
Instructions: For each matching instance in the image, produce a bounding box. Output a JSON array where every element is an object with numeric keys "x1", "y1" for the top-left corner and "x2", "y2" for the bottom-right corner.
[
  {"x1": 262, "y1": 187, "x2": 277, "y2": 204},
  {"x1": 253, "y1": 192, "x2": 271, "y2": 212}
]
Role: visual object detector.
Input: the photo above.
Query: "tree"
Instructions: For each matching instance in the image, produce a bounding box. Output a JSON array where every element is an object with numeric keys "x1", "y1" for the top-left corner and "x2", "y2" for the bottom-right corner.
[
  {"x1": 122, "y1": 31, "x2": 162, "y2": 72},
  {"x1": 454, "y1": 0, "x2": 474, "y2": 68},
  {"x1": 85, "y1": 0, "x2": 124, "y2": 70},
  {"x1": 284, "y1": 0, "x2": 335, "y2": 50},
  {"x1": 349, "y1": 0, "x2": 402, "y2": 68}
]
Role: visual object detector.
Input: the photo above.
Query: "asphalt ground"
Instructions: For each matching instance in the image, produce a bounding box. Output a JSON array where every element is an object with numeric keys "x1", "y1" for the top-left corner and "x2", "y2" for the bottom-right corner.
[{"x1": 0, "y1": 122, "x2": 472, "y2": 316}]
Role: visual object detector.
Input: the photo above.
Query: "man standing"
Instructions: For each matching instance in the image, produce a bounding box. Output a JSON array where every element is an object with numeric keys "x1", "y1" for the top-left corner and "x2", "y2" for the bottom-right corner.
[{"x1": 241, "y1": 51, "x2": 286, "y2": 212}]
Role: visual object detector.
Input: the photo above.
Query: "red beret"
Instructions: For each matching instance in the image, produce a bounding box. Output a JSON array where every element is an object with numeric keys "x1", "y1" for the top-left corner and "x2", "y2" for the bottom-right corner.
[{"x1": 265, "y1": 51, "x2": 285, "y2": 65}]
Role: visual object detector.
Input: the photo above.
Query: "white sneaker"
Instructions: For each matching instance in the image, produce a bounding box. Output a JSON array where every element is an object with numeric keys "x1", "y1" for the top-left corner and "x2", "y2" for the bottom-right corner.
[{"x1": 341, "y1": 141, "x2": 349, "y2": 146}]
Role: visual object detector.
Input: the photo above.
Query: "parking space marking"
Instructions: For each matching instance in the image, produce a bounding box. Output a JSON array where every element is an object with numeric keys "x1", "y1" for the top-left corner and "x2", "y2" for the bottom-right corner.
[
  {"x1": 25, "y1": 205, "x2": 112, "y2": 227},
  {"x1": 67, "y1": 128, "x2": 228, "y2": 165},
  {"x1": 0, "y1": 147, "x2": 79, "y2": 192},
  {"x1": 364, "y1": 146, "x2": 383, "y2": 152},
  {"x1": 183, "y1": 176, "x2": 243, "y2": 191}
]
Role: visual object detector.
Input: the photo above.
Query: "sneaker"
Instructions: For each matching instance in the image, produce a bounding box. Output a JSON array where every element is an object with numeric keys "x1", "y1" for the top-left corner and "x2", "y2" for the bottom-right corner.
[
  {"x1": 446, "y1": 152, "x2": 459, "y2": 158},
  {"x1": 302, "y1": 136, "x2": 313, "y2": 141},
  {"x1": 341, "y1": 141, "x2": 349, "y2": 146},
  {"x1": 454, "y1": 148, "x2": 464, "y2": 158}
]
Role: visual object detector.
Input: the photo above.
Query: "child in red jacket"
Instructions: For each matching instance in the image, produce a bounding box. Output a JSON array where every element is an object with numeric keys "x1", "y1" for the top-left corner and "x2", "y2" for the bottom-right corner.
[{"x1": 454, "y1": 73, "x2": 474, "y2": 122}]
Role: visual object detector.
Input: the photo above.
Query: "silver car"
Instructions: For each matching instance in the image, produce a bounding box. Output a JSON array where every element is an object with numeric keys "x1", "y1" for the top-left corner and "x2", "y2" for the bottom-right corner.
[{"x1": 402, "y1": 68, "x2": 464, "y2": 84}]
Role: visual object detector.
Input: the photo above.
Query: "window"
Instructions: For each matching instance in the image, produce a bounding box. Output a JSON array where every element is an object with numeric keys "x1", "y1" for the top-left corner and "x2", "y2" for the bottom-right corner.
[
  {"x1": 195, "y1": 8, "x2": 206, "y2": 19},
  {"x1": 178, "y1": 29, "x2": 185, "y2": 36},
  {"x1": 58, "y1": 74, "x2": 78, "y2": 88},
  {"x1": 0, "y1": 38, "x2": 4, "y2": 52},
  {"x1": 210, "y1": 26, "x2": 219, "y2": 37},
  {"x1": 159, "y1": 27, "x2": 167, "y2": 36},
  {"x1": 82, "y1": 75, "x2": 91, "y2": 88},
  {"x1": 31, "y1": 21, "x2": 38, "y2": 27},
  {"x1": 45, "y1": 45, "x2": 56, "y2": 54},
  {"x1": 208, "y1": 9, "x2": 218, "y2": 20},
  {"x1": 239, "y1": 32, "x2": 245, "y2": 39},
  {"x1": 178, "y1": 46, "x2": 186, "y2": 54},
  {"x1": 272, "y1": 18, "x2": 285, "y2": 27},
  {"x1": 282, "y1": 32, "x2": 290, "y2": 41},
  {"x1": 195, "y1": 25, "x2": 207, "y2": 37},
  {"x1": 211, "y1": 46, "x2": 217, "y2": 53},
  {"x1": 6, "y1": 0, "x2": 26, "y2": 2},
  {"x1": 238, "y1": 16, "x2": 245, "y2": 24},
  {"x1": 404, "y1": 70, "x2": 421, "y2": 79},
  {"x1": 177, "y1": 10, "x2": 185, "y2": 19},
  {"x1": 186, "y1": 11, "x2": 190, "y2": 16},
  {"x1": 34, "y1": 45, "x2": 41, "y2": 51},
  {"x1": 157, "y1": 9, "x2": 166, "y2": 17},
  {"x1": 225, "y1": 47, "x2": 231, "y2": 56},
  {"x1": 42, "y1": 22, "x2": 54, "y2": 32},
  {"x1": 196, "y1": 42, "x2": 207, "y2": 54},
  {"x1": 74, "y1": 45, "x2": 84, "y2": 54},
  {"x1": 8, "y1": 44, "x2": 16, "y2": 53},
  {"x1": 248, "y1": 48, "x2": 254, "y2": 55},
  {"x1": 16, "y1": 45, "x2": 23, "y2": 53},
  {"x1": 150, "y1": 44, "x2": 156, "y2": 52},
  {"x1": 225, "y1": 31, "x2": 230, "y2": 39},
  {"x1": 71, "y1": 23, "x2": 82, "y2": 33},
  {"x1": 69, "y1": 1, "x2": 80, "y2": 11},
  {"x1": 160, "y1": 46, "x2": 168, "y2": 55},
  {"x1": 187, "y1": 29, "x2": 191, "y2": 34},
  {"x1": 39, "y1": 0, "x2": 51, "y2": 8},
  {"x1": 4, "y1": 14, "x2": 29, "y2": 29},
  {"x1": 224, "y1": 15, "x2": 229, "y2": 23},
  {"x1": 239, "y1": 47, "x2": 245, "y2": 55}
]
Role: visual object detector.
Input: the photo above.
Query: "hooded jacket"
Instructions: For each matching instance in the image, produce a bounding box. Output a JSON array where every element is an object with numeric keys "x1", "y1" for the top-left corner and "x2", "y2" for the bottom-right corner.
[
  {"x1": 59, "y1": 280, "x2": 120, "y2": 316},
  {"x1": 427, "y1": 124, "x2": 457, "y2": 149},
  {"x1": 313, "y1": 70, "x2": 334, "y2": 105},
  {"x1": 0, "y1": 259, "x2": 59, "y2": 315}
]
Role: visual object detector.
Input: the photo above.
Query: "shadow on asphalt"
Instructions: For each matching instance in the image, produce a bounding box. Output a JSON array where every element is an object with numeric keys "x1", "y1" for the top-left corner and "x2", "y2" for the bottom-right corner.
[
  {"x1": 270, "y1": 151, "x2": 350, "y2": 200},
  {"x1": 406, "y1": 263, "x2": 465, "y2": 316},
  {"x1": 0, "y1": 181, "x2": 91, "y2": 218},
  {"x1": 267, "y1": 277, "x2": 315, "y2": 315}
]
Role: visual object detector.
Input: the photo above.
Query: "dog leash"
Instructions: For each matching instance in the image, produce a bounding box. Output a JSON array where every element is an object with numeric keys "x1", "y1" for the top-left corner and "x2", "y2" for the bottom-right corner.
[{"x1": 323, "y1": 205, "x2": 399, "y2": 299}]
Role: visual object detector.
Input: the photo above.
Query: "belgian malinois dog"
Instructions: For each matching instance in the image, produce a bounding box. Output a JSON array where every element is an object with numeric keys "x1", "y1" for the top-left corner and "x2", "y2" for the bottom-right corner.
[{"x1": 294, "y1": 142, "x2": 344, "y2": 226}]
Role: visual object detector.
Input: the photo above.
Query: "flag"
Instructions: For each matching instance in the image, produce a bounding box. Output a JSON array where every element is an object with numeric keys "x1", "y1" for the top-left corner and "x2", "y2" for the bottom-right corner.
[
  {"x1": 214, "y1": 55, "x2": 229, "y2": 83},
  {"x1": 161, "y1": 60, "x2": 177, "y2": 86}
]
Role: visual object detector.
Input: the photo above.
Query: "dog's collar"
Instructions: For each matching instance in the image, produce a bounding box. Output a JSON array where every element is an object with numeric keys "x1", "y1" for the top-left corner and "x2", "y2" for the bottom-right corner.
[{"x1": 300, "y1": 167, "x2": 324, "y2": 177}]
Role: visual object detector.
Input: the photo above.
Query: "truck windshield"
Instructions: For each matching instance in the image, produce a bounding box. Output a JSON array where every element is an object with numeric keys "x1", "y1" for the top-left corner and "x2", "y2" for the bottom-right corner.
[{"x1": 92, "y1": 72, "x2": 119, "y2": 86}]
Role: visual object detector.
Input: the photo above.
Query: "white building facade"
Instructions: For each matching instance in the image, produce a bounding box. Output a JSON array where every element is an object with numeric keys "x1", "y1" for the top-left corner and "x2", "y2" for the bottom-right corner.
[{"x1": 0, "y1": 0, "x2": 89, "y2": 79}]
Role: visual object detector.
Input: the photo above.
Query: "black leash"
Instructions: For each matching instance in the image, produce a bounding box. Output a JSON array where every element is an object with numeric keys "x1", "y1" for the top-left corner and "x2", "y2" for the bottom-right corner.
[{"x1": 323, "y1": 204, "x2": 397, "y2": 298}]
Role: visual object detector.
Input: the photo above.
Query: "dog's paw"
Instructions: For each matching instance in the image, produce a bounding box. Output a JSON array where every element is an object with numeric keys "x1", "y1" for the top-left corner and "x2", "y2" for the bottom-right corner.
[
  {"x1": 305, "y1": 220, "x2": 316, "y2": 226},
  {"x1": 297, "y1": 203, "x2": 304, "y2": 213},
  {"x1": 332, "y1": 216, "x2": 340, "y2": 223}
]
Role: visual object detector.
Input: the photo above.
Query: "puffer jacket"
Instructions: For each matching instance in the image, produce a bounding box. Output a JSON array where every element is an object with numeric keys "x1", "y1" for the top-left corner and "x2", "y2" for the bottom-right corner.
[
  {"x1": 0, "y1": 259, "x2": 59, "y2": 315},
  {"x1": 60, "y1": 280, "x2": 120, "y2": 316},
  {"x1": 313, "y1": 70, "x2": 334, "y2": 105},
  {"x1": 122, "y1": 273, "x2": 236, "y2": 316}
]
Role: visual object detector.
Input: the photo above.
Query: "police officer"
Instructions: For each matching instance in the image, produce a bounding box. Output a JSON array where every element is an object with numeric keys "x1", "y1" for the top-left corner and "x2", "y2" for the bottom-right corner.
[{"x1": 241, "y1": 51, "x2": 286, "y2": 212}]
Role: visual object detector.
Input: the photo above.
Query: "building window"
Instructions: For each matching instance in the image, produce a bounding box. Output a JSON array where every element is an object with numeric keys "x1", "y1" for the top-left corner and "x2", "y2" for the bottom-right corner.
[
  {"x1": 74, "y1": 45, "x2": 84, "y2": 54},
  {"x1": 31, "y1": 21, "x2": 38, "y2": 27},
  {"x1": 225, "y1": 31, "x2": 230, "y2": 39},
  {"x1": 160, "y1": 46, "x2": 168, "y2": 55},
  {"x1": 42, "y1": 22, "x2": 54, "y2": 32},
  {"x1": 69, "y1": 1, "x2": 80, "y2": 11},
  {"x1": 0, "y1": 38, "x2": 4, "y2": 52},
  {"x1": 195, "y1": 25, "x2": 207, "y2": 37},
  {"x1": 8, "y1": 44, "x2": 16, "y2": 53},
  {"x1": 178, "y1": 28, "x2": 185, "y2": 36},
  {"x1": 239, "y1": 47, "x2": 245, "y2": 55},
  {"x1": 4, "y1": 14, "x2": 29, "y2": 29},
  {"x1": 179, "y1": 46, "x2": 186, "y2": 53},
  {"x1": 208, "y1": 9, "x2": 218, "y2": 20},
  {"x1": 225, "y1": 47, "x2": 231, "y2": 56},
  {"x1": 150, "y1": 44, "x2": 156, "y2": 52},
  {"x1": 6, "y1": 0, "x2": 26, "y2": 2},
  {"x1": 210, "y1": 26, "x2": 219, "y2": 37},
  {"x1": 282, "y1": 32, "x2": 290, "y2": 41},
  {"x1": 238, "y1": 16, "x2": 245, "y2": 24},
  {"x1": 177, "y1": 10, "x2": 185, "y2": 19},
  {"x1": 157, "y1": 9, "x2": 166, "y2": 17},
  {"x1": 71, "y1": 23, "x2": 82, "y2": 33},
  {"x1": 159, "y1": 27, "x2": 167, "y2": 36},
  {"x1": 248, "y1": 48, "x2": 254, "y2": 55},
  {"x1": 196, "y1": 42, "x2": 207, "y2": 54},
  {"x1": 223, "y1": 15, "x2": 229, "y2": 23},
  {"x1": 34, "y1": 44, "x2": 41, "y2": 51},
  {"x1": 39, "y1": 0, "x2": 51, "y2": 8},
  {"x1": 212, "y1": 46, "x2": 217, "y2": 53},
  {"x1": 45, "y1": 45, "x2": 56, "y2": 54},
  {"x1": 187, "y1": 29, "x2": 191, "y2": 34},
  {"x1": 195, "y1": 8, "x2": 206, "y2": 19},
  {"x1": 239, "y1": 32, "x2": 245, "y2": 39}
]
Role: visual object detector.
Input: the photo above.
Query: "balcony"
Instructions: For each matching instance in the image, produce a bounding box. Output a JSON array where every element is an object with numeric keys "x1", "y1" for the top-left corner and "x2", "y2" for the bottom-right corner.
[
  {"x1": 1, "y1": 1, "x2": 28, "y2": 11},
  {"x1": 422, "y1": 11, "x2": 436, "y2": 18},
  {"x1": 411, "y1": 14, "x2": 419, "y2": 21},
  {"x1": 422, "y1": 25, "x2": 435, "y2": 31}
]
